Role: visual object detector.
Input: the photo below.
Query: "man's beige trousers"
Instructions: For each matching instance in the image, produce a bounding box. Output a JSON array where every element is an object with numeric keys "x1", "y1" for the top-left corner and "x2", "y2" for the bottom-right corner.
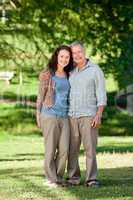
[{"x1": 67, "y1": 117, "x2": 98, "y2": 183}]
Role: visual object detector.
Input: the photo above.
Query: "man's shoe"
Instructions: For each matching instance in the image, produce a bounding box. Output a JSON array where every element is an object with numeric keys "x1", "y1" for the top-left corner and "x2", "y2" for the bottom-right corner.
[
  {"x1": 67, "y1": 178, "x2": 80, "y2": 186},
  {"x1": 57, "y1": 181, "x2": 70, "y2": 187}
]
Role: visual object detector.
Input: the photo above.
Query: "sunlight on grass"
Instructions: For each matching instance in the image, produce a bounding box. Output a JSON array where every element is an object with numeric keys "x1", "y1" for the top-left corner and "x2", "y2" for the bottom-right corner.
[
  {"x1": 0, "y1": 135, "x2": 133, "y2": 200},
  {"x1": 0, "y1": 78, "x2": 38, "y2": 98},
  {"x1": 0, "y1": 77, "x2": 133, "y2": 200}
]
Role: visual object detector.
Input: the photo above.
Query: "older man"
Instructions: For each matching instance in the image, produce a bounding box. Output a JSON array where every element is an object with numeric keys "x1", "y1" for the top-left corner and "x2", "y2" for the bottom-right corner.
[{"x1": 67, "y1": 41, "x2": 107, "y2": 187}]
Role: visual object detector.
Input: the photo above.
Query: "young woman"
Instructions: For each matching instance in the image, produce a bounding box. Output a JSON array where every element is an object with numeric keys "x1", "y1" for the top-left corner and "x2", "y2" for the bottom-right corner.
[{"x1": 36, "y1": 45, "x2": 73, "y2": 187}]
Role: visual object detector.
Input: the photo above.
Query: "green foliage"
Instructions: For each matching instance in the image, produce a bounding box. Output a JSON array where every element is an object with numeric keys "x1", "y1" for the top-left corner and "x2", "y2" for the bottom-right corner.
[{"x1": 0, "y1": 0, "x2": 133, "y2": 88}]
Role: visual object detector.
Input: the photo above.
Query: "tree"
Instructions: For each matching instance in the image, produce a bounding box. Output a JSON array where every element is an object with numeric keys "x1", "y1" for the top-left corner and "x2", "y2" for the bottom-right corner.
[{"x1": 0, "y1": 0, "x2": 133, "y2": 88}]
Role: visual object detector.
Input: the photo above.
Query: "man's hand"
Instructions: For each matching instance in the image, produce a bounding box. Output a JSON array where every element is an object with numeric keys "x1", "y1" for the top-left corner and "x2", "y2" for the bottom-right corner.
[
  {"x1": 36, "y1": 112, "x2": 41, "y2": 128},
  {"x1": 91, "y1": 105, "x2": 104, "y2": 128},
  {"x1": 91, "y1": 113, "x2": 102, "y2": 128}
]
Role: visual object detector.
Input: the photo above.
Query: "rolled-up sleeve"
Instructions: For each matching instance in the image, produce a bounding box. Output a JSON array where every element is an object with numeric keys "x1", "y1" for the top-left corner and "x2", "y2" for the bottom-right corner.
[{"x1": 95, "y1": 66, "x2": 107, "y2": 106}]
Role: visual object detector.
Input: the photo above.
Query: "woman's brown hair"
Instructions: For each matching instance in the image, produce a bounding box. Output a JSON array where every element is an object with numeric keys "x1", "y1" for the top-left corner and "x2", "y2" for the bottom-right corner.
[{"x1": 47, "y1": 45, "x2": 74, "y2": 77}]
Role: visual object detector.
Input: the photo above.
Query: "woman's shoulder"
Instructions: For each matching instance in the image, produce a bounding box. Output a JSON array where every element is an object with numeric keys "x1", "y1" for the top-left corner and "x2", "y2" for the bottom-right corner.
[{"x1": 39, "y1": 69, "x2": 51, "y2": 81}]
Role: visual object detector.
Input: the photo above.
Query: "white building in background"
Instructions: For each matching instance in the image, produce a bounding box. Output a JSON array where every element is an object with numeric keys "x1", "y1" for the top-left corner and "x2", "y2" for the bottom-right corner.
[{"x1": 127, "y1": 84, "x2": 133, "y2": 115}]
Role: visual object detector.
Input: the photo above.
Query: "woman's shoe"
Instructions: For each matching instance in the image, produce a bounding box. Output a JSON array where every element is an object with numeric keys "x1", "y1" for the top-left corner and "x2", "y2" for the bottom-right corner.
[{"x1": 85, "y1": 179, "x2": 100, "y2": 188}]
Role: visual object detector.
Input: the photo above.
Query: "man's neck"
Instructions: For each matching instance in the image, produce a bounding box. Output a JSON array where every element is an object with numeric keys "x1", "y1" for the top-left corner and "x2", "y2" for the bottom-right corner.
[{"x1": 77, "y1": 59, "x2": 88, "y2": 70}]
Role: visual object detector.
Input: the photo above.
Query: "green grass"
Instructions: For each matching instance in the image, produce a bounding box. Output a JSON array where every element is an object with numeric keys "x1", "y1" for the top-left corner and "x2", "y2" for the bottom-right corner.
[
  {"x1": 0, "y1": 103, "x2": 39, "y2": 136},
  {"x1": 100, "y1": 106, "x2": 133, "y2": 136},
  {"x1": 0, "y1": 76, "x2": 38, "y2": 102},
  {"x1": 0, "y1": 103, "x2": 132, "y2": 137},
  {"x1": 0, "y1": 74, "x2": 132, "y2": 199},
  {"x1": 0, "y1": 135, "x2": 133, "y2": 200},
  {"x1": 0, "y1": 72, "x2": 132, "y2": 137},
  {"x1": 0, "y1": 73, "x2": 117, "y2": 97}
]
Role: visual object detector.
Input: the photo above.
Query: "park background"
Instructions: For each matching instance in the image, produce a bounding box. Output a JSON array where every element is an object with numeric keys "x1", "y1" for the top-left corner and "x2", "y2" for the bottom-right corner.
[{"x1": 0, "y1": 1, "x2": 133, "y2": 200}]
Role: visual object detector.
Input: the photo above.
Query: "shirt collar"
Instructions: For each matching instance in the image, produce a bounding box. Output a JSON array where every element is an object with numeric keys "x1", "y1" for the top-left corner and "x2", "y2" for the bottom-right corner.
[{"x1": 75, "y1": 59, "x2": 92, "y2": 72}]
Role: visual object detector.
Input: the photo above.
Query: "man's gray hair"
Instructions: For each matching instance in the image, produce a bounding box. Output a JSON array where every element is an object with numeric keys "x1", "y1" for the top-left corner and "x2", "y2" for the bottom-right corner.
[{"x1": 70, "y1": 41, "x2": 84, "y2": 49}]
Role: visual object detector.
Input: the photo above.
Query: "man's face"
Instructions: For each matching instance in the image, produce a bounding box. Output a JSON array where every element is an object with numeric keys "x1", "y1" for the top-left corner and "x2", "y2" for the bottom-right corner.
[{"x1": 71, "y1": 45, "x2": 86, "y2": 65}]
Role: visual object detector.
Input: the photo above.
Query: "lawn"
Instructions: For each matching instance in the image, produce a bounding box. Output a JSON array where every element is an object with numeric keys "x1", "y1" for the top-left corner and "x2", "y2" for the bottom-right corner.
[
  {"x1": 0, "y1": 73, "x2": 133, "y2": 137},
  {"x1": 0, "y1": 77, "x2": 38, "y2": 102},
  {"x1": 0, "y1": 135, "x2": 133, "y2": 200},
  {"x1": 0, "y1": 75, "x2": 133, "y2": 200},
  {"x1": 0, "y1": 103, "x2": 132, "y2": 137}
]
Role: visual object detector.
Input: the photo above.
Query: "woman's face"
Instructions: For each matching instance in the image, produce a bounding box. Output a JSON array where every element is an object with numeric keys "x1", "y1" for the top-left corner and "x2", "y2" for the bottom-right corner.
[{"x1": 57, "y1": 49, "x2": 70, "y2": 68}]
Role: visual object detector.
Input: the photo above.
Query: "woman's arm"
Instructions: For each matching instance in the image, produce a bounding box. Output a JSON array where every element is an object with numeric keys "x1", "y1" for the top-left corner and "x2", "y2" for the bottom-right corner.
[{"x1": 36, "y1": 70, "x2": 50, "y2": 127}]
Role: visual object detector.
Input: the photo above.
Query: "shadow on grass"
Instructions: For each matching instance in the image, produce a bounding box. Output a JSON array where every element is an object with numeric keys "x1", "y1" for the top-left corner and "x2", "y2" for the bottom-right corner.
[
  {"x1": 100, "y1": 106, "x2": 133, "y2": 136},
  {"x1": 0, "y1": 166, "x2": 133, "y2": 200},
  {"x1": 100, "y1": 92, "x2": 133, "y2": 136},
  {"x1": 2, "y1": 144, "x2": 133, "y2": 163},
  {"x1": 1, "y1": 91, "x2": 36, "y2": 103},
  {"x1": 0, "y1": 104, "x2": 41, "y2": 136},
  {"x1": 97, "y1": 145, "x2": 133, "y2": 153},
  {"x1": 0, "y1": 158, "x2": 41, "y2": 162},
  {"x1": 80, "y1": 145, "x2": 133, "y2": 154},
  {"x1": 1, "y1": 91, "x2": 133, "y2": 137},
  {"x1": 0, "y1": 153, "x2": 44, "y2": 162},
  {"x1": 67, "y1": 167, "x2": 133, "y2": 200}
]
